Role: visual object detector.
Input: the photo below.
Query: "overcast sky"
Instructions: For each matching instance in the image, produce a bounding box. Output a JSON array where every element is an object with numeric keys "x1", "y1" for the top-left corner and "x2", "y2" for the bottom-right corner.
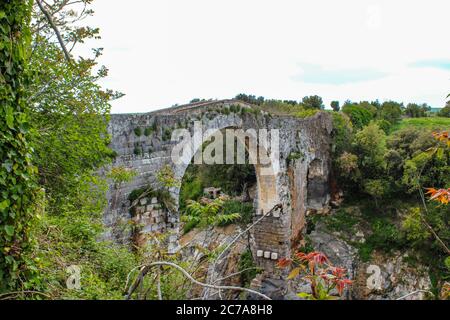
[{"x1": 86, "y1": 0, "x2": 450, "y2": 113}]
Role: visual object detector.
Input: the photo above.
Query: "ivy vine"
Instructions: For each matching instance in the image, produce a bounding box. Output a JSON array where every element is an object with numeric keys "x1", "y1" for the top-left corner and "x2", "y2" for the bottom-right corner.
[{"x1": 0, "y1": 0, "x2": 37, "y2": 291}]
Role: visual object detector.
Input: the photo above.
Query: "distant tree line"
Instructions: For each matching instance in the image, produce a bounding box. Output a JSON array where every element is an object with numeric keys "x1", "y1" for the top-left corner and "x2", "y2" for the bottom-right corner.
[
  {"x1": 231, "y1": 93, "x2": 449, "y2": 119},
  {"x1": 234, "y1": 93, "x2": 325, "y2": 110}
]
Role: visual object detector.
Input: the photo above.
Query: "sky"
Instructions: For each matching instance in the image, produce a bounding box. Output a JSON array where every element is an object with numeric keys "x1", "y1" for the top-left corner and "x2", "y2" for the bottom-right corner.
[{"x1": 84, "y1": 0, "x2": 450, "y2": 113}]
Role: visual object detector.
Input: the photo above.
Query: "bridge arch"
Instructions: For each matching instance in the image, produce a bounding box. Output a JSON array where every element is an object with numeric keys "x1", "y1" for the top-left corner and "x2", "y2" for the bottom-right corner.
[{"x1": 171, "y1": 119, "x2": 279, "y2": 217}]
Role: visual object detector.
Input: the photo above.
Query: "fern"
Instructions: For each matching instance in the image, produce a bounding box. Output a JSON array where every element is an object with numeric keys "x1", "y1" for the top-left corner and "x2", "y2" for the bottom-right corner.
[{"x1": 183, "y1": 198, "x2": 241, "y2": 229}]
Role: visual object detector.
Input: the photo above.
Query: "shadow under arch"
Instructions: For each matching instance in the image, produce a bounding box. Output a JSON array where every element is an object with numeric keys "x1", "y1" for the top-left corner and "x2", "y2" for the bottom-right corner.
[{"x1": 171, "y1": 121, "x2": 279, "y2": 217}]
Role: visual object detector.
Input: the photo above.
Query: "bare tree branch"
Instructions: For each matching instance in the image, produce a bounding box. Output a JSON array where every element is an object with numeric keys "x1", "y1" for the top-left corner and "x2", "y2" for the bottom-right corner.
[
  {"x1": 36, "y1": 0, "x2": 72, "y2": 63},
  {"x1": 212, "y1": 267, "x2": 260, "y2": 284},
  {"x1": 418, "y1": 187, "x2": 450, "y2": 254},
  {"x1": 203, "y1": 203, "x2": 282, "y2": 298},
  {"x1": 0, "y1": 290, "x2": 51, "y2": 300},
  {"x1": 213, "y1": 203, "x2": 282, "y2": 267},
  {"x1": 396, "y1": 289, "x2": 434, "y2": 300},
  {"x1": 416, "y1": 156, "x2": 450, "y2": 254},
  {"x1": 156, "y1": 267, "x2": 162, "y2": 300},
  {"x1": 125, "y1": 261, "x2": 271, "y2": 300}
]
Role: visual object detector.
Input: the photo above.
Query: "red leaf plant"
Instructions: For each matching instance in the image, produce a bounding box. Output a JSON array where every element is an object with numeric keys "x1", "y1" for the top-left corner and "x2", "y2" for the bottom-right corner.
[
  {"x1": 432, "y1": 131, "x2": 450, "y2": 147},
  {"x1": 425, "y1": 131, "x2": 450, "y2": 205},
  {"x1": 425, "y1": 188, "x2": 450, "y2": 205},
  {"x1": 278, "y1": 251, "x2": 352, "y2": 300}
]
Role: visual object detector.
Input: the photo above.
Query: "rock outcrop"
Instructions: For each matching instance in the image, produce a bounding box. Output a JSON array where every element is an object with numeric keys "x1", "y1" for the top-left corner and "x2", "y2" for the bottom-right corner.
[{"x1": 287, "y1": 216, "x2": 432, "y2": 300}]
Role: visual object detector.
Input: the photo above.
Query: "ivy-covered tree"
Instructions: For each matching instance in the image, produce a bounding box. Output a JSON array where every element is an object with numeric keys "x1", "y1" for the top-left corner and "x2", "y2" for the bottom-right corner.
[
  {"x1": 0, "y1": 0, "x2": 132, "y2": 299},
  {"x1": 0, "y1": 0, "x2": 37, "y2": 290}
]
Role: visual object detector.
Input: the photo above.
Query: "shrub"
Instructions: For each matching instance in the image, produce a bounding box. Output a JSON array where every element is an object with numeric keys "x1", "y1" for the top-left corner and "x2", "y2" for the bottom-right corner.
[
  {"x1": 238, "y1": 250, "x2": 261, "y2": 287},
  {"x1": 287, "y1": 151, "x2": 304, "y2": 164},
  {"x1": 353, "y1": 122, "x2": 387, "y2": 174},
  {"x1": 107, "y1": 166, "x2": 137, "y2": 189},
  {"x1": 183, "y1": 219, "x2": 199, "y2": 234},
  {"x1": 134, "y1": 127, "x2": 142, "y2": 136},
  {"x1": 179, "y1": 176, "x2": 203, "y2": 212},
  {"x1": 366, "y1": 219, "x2": 405, "y2": 252},
  {"x1": 402, "y1": 207, "x2": 430, "y2": 242},
  {"x1": 24, "y1": 183, "x2": 137, "y2": 299},
  {"x1": 438, "y1": 105, "x2": 450, "y2": 117},
  {"x1": 364, "y1": 179, "x2": 388, "y2": 206},
  {"x1": 128, "y1": 187, "x2": 148, "y2": 203},
  {"x1": 162, "y1": 128, "x2": 172, "y2": 141},
  {"x1": 222, "y1": 200, "x2": 254, "y2": 225},
  {"x1": 374, "y1": 119, "x2": 392, "y2": 134},
  {"x1": 144, "y1": 127, "x2": 153, "y2": 136},
  {"x1": 295, "y1": 109, "x2": 319, "y2": 118},
  {"x1": 182, "y1": 198, "x2": 241, "y2": 229},
  {"x1": 331, "y1": 112, "x2": 354, "y2": 156},
  {"x1": 133, "y1": 146, "x2": 142, "y2": 156}
]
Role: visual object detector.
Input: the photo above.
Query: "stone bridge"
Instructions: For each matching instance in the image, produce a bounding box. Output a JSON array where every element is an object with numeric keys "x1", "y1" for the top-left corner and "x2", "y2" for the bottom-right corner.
[{"x1": 105, "y1": 99, "x2": 333, "y2": 295}]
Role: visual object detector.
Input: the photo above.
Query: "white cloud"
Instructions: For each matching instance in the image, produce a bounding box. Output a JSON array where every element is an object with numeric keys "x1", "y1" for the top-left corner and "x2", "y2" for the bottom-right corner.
[{"x1": 85, "y1": 0, "x2": 450, "y2": 112}]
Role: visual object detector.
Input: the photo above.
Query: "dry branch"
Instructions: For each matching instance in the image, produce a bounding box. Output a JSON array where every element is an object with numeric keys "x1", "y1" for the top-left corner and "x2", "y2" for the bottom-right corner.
[
  {"x1": 36, "y1": 0, "x2": 72, "y2": 62},
  {"x1": 202, "y1": 203, "x2": 282, "y2": 298},
  {"x1": 125, "y1": 261, "x2": 271, "y2": 300}
]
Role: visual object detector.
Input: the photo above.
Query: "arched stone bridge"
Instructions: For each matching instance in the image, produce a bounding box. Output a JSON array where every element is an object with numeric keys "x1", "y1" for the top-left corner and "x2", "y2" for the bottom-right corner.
[{"x1": 105, "y1": 99, "x2": 333, "y2": 292}]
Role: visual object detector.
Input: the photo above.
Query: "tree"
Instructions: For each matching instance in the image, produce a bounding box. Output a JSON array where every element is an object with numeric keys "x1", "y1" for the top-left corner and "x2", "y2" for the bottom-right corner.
[
  {"x1": 235, "y1": 93, "x2": 265, "y2": 105},
  {"x1": 353, "y1": 122, "x2": 387, "y2": 176},
  {"x1": 331, "y1": 113, "x2": 353, "y2": 156},
  {"x1": 358, "y1": 101, "x2": 378, "y2": 118},
  {"x1": 402, "y1": 208, "x2": 431, "y2": 242},
  {"x1": 28, "y1": 0, "x2": 122, "y2": 211},
  {"x1": 0, "y1": 0, "x2": 38, "y2": 290},
  {"x1": 0, "y1": 0, "x2": 128, "y2": 298},
  {"x1": 405, "y1": 103, "x2": 429, "y2": 118},
  {"x1": 438, "y1": 103, "x2": 450, "y2": 117},
  {"x1": 406, "y1": 130, "x2": 450, "y2": 255},
  {"x1": 342, "y1": 103, "x2": 373, "y2": 129},
  {"x1": 301, "y1": 95, "x2": 324, "y2": 110},
  {"x1": 337, "y1": 152, "x2": 360, "y2": 180},
  {"x1": 379, "y1": 101, "x2": 403, "y2": 124},
  {"x1": 330, "y1": 100, "x2": 340, "y2": 112},
  {"x1": 364, "y1": 179, "x2": 387, "y2": 207}
]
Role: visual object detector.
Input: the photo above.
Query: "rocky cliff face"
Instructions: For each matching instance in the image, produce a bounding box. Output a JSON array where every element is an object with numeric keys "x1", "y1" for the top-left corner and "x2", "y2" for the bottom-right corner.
[{"x1": 286, "y1": 209, "x2": 433, "y2": 300}]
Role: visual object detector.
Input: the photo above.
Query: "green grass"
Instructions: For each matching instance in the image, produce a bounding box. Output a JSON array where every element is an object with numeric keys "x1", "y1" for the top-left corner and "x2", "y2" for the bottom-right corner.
[
  {"x1": 324, "y1": 208, "x2": 359, "y2": 233},
  {"x1": 392, "y1": 117, "x2": 450, "y2": 131}
]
